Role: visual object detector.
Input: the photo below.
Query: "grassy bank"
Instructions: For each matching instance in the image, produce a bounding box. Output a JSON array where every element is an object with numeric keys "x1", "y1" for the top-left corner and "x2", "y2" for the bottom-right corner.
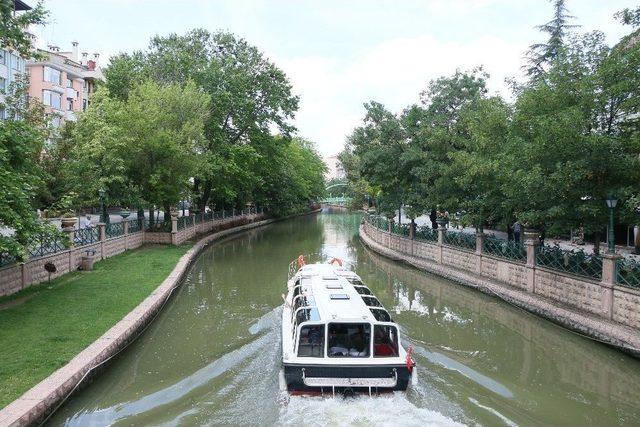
[{"x1": 0, "y1": 244, "x2": 192, "y2": 408}]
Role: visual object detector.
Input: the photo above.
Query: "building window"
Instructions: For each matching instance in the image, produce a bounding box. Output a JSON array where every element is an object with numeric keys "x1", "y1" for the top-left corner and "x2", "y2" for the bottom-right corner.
[
  {"x1": 0, "y1": 77, "x2": 6, "y2": 92},
  {"x1": 43, "y1": 66, "x2": 62, "y2": 85},
  {"x1": 0, "y1": 50, "x2": 5, "y2": 65},
  {"x1": 67, "y1": 98, "x2": 73, "y2": 111},
  {"x1": 43, "y1": 90, "x2": 62, "y2": 109},
  {"x1": 66, "y1": 78, "x2": 72, "y2": 88},
  {"x1": 82, "y1": 98, "x2": 88, "y2": 111},
  {"x1": 0, "y1": 107, "x2": 5, "y2": 120},
  {"x1": 10, "y1": 53, "x2": 21, "y2": 71},
  {"x1": 50, "y1": 115, "x2": 62, "y2": 128}
]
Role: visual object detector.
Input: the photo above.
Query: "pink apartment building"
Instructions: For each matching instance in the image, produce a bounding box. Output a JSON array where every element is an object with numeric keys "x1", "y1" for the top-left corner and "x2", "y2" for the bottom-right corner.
[{"x1": 27, "y1": 42, "x2": 103, "y2": 127}]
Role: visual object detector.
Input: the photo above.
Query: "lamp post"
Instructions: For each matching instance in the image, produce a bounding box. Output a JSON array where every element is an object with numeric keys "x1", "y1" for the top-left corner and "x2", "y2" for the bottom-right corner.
[
  {"x1": 98, "y1": 188, "x2": 106, "y2": 224},
  {"x1": 605, "y1": 196, "x2": 618, "y2": 254}
]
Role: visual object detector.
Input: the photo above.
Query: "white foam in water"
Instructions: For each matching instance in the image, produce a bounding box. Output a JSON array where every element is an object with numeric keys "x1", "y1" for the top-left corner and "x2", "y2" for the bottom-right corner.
[{"x1": 279, "y1": 393, "x2": 464, "y2": 427}]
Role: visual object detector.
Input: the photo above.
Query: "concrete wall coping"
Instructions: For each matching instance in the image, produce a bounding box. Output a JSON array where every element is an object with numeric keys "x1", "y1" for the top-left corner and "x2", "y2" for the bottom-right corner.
[
  {"x1": 0, "y1": 214, "x2": 296, "y2": 426},
  {"x1": 360, "y1": 224, "x2": 640, "y2": 358}
]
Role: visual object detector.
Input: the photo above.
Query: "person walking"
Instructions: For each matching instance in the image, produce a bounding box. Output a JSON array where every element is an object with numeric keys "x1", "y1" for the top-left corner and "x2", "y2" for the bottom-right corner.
[
  {"x1": 430, "y1": 209, "x2": 437, "y2": 229},
  {"x1": 513, "y1": 220, "x2": 522, "y2": 243},
  {"x1": 444, "y1": 211, "x2": 450, "y2": 229},
  {"x1": 507, "y1": 222, "x2": 514, "y2": 241}
]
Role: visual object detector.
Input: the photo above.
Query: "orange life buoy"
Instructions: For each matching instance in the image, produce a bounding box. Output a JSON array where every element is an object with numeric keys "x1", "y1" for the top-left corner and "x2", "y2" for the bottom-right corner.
[
  {"x1": 297, "y1": 255, "x2": 306, "y2": 268},
  {"x1": 329, "y1": 257, "x2": 343, "y2": 267}
]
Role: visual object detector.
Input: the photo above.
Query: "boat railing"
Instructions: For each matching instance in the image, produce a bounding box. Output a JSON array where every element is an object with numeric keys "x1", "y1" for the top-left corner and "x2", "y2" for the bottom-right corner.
[{"x1": 287, "y1": 252, "x2": 356, "y2": 280}]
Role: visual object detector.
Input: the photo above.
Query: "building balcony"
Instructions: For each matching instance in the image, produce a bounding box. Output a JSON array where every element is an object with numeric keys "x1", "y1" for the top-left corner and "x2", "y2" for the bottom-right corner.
[{"x1": 66, "y1": 87, "x2": 76, "y2": 99}]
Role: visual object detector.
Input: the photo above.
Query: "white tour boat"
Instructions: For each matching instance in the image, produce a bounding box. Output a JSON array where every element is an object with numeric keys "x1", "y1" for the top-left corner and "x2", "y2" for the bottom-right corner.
[{"x1": 280, "y1": 255, "x2": 416, "y2": 396}]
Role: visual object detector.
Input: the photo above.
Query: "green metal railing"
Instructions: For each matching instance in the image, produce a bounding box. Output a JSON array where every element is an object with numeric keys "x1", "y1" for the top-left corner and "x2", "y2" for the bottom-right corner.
[
  {"x1": 483, "y1": 236, "x2": 526, "y2": 263},
  {"x1": 391, "y1": 223, "x2": 410, "y2": 237},
  {"x1": 536, "y1": 245, "x2": 602, "y2": 280},
  {"x1": 74, "y1": 227, "x2": 100, "y2": 246},
  {"x1": 616, "y1": 258, "x2": 640, "y2": 289},
  {"x1": 106, "y1": 222, "x2": 124, "y2": 238},
  {"x1": 442, "y1": 230, "x2": 476, "y2": 251},
  {"x1": 415, "y1": 226, "x2": 438, "y2": 242},
  {"x1": 0, "y1": 252, "x2": 19, "y2": 268},
  {"x1": 27, "y1": 233, "x2": 68, "y2": 258},
  {"x1": 128, "y1": 219, "x2": 142, "y2": 233},
  {"x1": 144, "y1": 219, "x2": 171, "y2": 233},
  {"x1": 177, "y1": 216, "x2": 189, "y2": 230}
]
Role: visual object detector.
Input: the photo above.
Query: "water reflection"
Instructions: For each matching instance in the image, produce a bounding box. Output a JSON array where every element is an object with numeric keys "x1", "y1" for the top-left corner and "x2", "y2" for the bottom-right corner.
[
  {"x1": 47, "y1": 211, "x2": 640, "y2": 426},
  {"x1": 358, "y1": 244, "x2": 640, "y2": 425}
]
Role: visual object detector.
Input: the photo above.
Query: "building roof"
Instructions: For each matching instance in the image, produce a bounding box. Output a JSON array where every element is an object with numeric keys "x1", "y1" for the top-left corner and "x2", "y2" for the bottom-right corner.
[{"x1": 14, "y1": 0, "x2": 32, "y2": 11}]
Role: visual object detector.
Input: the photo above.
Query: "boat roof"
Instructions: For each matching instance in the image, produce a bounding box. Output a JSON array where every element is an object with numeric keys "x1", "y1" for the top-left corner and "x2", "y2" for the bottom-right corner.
[{"x1": 294, "y1": 263, "x2": 387, "y2": 323}]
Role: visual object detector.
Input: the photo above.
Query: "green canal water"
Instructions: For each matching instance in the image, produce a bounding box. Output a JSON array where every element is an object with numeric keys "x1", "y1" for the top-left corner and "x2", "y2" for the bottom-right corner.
[{"x1": 48, "y1": 210, "x2": 640, "y2": 426}]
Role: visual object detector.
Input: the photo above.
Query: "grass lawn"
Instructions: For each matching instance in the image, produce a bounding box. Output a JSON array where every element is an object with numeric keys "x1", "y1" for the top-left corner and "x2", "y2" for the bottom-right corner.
[{"x1": 0, "y1": 244, "x2": 192, "y2": 408}]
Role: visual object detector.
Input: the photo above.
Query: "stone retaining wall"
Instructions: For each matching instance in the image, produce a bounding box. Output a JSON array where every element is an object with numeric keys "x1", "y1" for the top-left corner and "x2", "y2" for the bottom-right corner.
[
  {"x1": 0, "y1": 213, "x2": 263, "y2": 298},
  {"x1": 360, "y1": 221, "x2": 640, "y2": 357}
]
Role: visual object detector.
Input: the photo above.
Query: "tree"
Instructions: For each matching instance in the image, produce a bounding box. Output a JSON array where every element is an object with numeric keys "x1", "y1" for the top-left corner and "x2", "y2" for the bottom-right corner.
[
  {"x1": 0, "y1": 0, "x2": 48, "y2": 59},
  {"x1": 615, "y1": 6, "x2": 640, "y2": 28},
  {"x1": 525, "y1": 0, "x2": 579, "y2": 80},
  {"x1": 106, "y1": 30, "x2": 299, "y2": 212},
  {"x1": 348, "y1": 101, "x2": 406, "y2": 221},
  {"x1": 70, "y1": 81, "x2": 210, "y2": 219},
  {"x1": 0, "y1": 69, "x2": 57, "y2": 260}
]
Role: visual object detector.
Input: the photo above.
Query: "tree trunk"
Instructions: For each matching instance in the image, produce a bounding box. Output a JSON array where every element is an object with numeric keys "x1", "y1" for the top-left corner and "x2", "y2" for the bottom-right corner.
[
  {"x1": 398, "y1": 203, "x2": 402, "y2": 226},
  {"x1": 137, "y1": 208, "x2": 144, "y2": 230},
  {"x1": 198, "y1": 180, "x2": 213, "y2": 213},
  {"x1": 148, "y1": 205, "x2": 155, "y2": 227},
  {"x1": 410, "y1": 219, "x2": 416, "y2": 239},
  {"x1": 594, "y1": 231, "x2": 601, "y2": 255},
  {"x1": 164, "y1": 204, "x2": 171, "y2": 222}
]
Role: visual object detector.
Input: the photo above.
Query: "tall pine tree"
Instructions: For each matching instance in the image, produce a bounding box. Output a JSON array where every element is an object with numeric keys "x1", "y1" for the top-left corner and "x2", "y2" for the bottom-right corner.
[{"x1": 525, "y1": 0, "x2": 579, "y2": 81}]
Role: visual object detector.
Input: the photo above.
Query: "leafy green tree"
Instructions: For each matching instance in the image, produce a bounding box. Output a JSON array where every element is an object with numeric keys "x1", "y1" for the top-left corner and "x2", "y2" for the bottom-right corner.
[
  {"x1": 348, "y1": 101, "x2": 406, "y2": 221},
  {"x1": 615, "y1": 6, "x2": 640, "y2": 28},
  {"x1": 70, "y1": 81, "x2": 210, "y2": 219},
  {"x1": 0, "y1": 0, "x2": 48, "y2": 58},
  {"x1": 106, "y1": 30, "x2": 299, "y2": 212}
]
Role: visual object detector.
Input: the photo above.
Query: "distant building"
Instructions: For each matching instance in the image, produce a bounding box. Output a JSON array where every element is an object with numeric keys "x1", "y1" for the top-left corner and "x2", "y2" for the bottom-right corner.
[
  {"x1": 0, "y1": 0, "x2": 32, "y2": 120},
  {"x1": 324, "y1": 155, "x2": 345, "y2": 180},
  {"x1": 26, "y1": 42, "x2": 104, "y2": 127}
]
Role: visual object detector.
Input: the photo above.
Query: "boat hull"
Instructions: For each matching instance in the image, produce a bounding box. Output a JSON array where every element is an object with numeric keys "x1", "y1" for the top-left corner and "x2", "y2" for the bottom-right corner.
[{"x1": 283, "y1": 363, "x2": 412, "y2": 394}]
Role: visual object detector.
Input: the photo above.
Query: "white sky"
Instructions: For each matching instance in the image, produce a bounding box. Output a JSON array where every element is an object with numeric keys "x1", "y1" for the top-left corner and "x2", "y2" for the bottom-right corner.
[{"x1": 36, "y1": 0, "x2": 638, "y2": 157}]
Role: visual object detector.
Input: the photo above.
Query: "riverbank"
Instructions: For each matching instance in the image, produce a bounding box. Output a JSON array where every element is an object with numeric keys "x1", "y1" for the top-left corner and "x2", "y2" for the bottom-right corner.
[
  {"x1": 0, "y1": 244, "x2": 192, "y2": 409},
  {"x1": 359, "y1": 223, "x2": 640, "y2": 358},
  {"x1": 0, "y1": 214, "x2": 285, "y2": 426}
]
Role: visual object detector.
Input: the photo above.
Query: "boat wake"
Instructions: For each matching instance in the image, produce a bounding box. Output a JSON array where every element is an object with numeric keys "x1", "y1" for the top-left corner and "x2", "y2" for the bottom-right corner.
[{"x1": 279, "y1": 393, "x2": 463, "y2": 426}]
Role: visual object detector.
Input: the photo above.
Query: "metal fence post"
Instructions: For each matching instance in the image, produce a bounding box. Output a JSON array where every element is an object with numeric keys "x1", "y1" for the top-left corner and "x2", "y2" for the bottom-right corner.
[{"x1": 98, "y1": 223, "x2": 106, "y2": 259}]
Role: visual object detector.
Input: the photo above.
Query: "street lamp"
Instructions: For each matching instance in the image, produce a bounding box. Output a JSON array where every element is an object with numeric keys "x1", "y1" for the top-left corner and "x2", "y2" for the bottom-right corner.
[
  {"x1": 98, "y1": 188, "x2": 105, "y2": 223},
  {"x1": 605, "y1": 195, "x2": 618, "y2": 254}
]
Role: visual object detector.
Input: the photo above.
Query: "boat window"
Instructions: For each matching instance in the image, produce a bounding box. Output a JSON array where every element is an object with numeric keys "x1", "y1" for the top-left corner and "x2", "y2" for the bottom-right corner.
[
  {"x1": 293, "y1": 295, "x2": 315, "y2": 312},
  {"x1": 347, "y1": 278, "x2": 364, "y2": 286},
  {"x1": 362, "y1": 296, "x2": 382, "y2": 307},
  {"x1": 374, "y1": 325, "x2": 399, "y2": 357},
  {"x1": 297, "y1": 325, "x2": 325, "y2": 357},
  {"x1": 330, "y1": 293, "x2": 349, "y2": 300},
  {"x1": 295, "y1": 307, "x2": 320, "y2": 324},
  {"x1": 327, "y1": 323, "x2": 370, "y2": 358},
  {"x1": 353, "y1": 286, "x2": 372, "y2": 296},
  {"x1": 370, "y1": 308, "x2": 393, "y2": 322}
]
